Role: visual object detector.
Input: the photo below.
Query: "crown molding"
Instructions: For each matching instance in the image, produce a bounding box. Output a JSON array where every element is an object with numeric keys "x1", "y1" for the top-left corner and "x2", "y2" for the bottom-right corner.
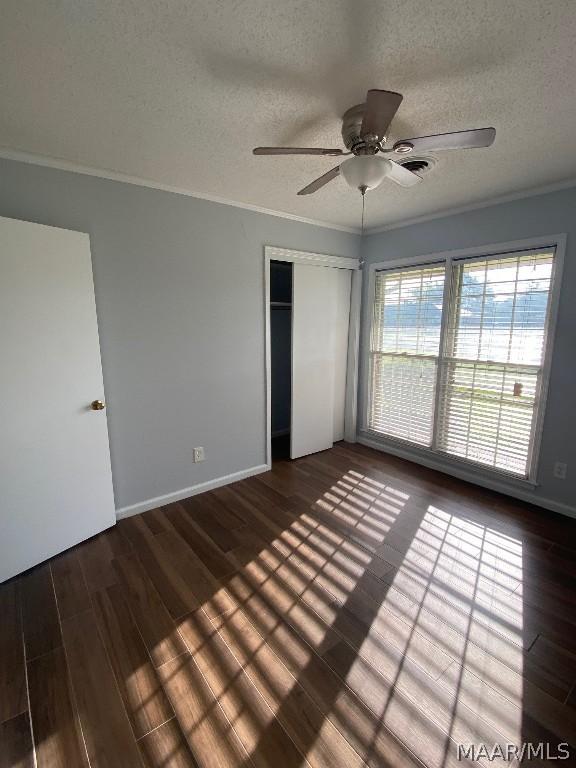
[
  {"x1": 0, "y1": 146, "x2": 361, "y2": 235},
  {"x1": 3, "y1": 146, "x2": 576, "y2": 238},
  {"x1": 365, "y1": 177, "x2": 576, "y2": 235}
]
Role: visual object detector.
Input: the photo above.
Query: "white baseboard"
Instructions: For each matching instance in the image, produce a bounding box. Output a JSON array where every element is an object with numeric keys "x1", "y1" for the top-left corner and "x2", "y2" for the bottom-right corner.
[
  {"x1": 357, "y1": 435, "x2": 576, "y2": 520},
  {"x1": 115, "y1": 463, "x2": 271, "y2": 520}
]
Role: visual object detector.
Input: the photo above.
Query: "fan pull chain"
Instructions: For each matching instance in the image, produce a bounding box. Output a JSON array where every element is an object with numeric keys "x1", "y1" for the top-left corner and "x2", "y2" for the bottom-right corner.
[{"x1": 359, "y1": 186, "x2": 367, "y2": 268}]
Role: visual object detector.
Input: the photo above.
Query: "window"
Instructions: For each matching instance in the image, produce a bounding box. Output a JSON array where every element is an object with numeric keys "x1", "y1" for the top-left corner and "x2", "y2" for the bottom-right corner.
[
  {"x1": 367, "y1": 247, "x2": 557, "y2": 479},
  {"x1": 369, "y1": 264, "x2": 445, "y2": 446}
]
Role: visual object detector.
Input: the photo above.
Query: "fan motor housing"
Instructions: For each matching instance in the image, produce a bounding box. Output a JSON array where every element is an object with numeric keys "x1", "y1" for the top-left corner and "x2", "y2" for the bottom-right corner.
[{"x1": 342, "y1": 103, "x2": 381, "y2": 155}]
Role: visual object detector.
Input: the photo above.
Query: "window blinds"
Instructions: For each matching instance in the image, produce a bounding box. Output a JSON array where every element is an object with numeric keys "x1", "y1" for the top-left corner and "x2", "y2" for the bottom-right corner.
[
  {"x1": 367, "y1": 249, "x2": 555, "y2": 478},
  {"x1": 368, "y1": 264, "x2": 445, "y2": 446}
]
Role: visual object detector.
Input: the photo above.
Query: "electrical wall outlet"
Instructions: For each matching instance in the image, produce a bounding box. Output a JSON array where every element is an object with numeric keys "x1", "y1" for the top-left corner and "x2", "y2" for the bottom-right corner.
[
  {"x1": 553, "y1": 461, "x2": 567, "y2": 480},
  {"x1": 193, "y1": 446, "x2": 205, "y2": 463}
]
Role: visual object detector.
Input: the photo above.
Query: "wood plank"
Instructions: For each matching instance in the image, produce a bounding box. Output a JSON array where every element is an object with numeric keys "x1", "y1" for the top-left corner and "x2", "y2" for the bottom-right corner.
[
  {"x1": 378, "y1": 560, "x2": 534, "y2": 650},
  {"x1": 76, "y1": 532, "x2": 122, "y2": 593},
  {"x1": 322, "y1": 638, "x2": 513, "y2": 767},
  {"x1": 567, "y1": 684, "x2": 576, "y2": 711},
  {"x1": 211, "y1": 586, "x2": 469, "y2": 768},
  {"x1": 117, "y1": 515, "x2": 161, "y2": 549},
  {"x1": 116, "y1": 509, "x2": 170, "y2": 549},
  {"x1": 153, "y1": 529, "x2": 234, "y2": 619},
  {"x1": 333, "y1": 442, "x2": 575, "y2": 547},
  {"x1": 232, "y1": 481, "x2": 300, "y2": 536},
  {"x1": 219, "y1": 485, "x2": 286, "y2": 543},
  {"x1": 20, "y1": 563, "x2": 61, "y2": 660},
  {"x1": 192, "y1": 490, "x2": 246, "y2": 531},
  {"x1": 0, "y1": 713, "x2": 34, "y2": 768},
  {"x1": 273, "y1": 490, "x2": 407, "y2": 580},
  {"x1": 243, "y1": 505, "x2": 399, "y2": 624},
  {"x1": 210, "y1": 487, "x2": 249, "y2": 527},
  {"x1": 92, "y1": 584, "x2": 174, "y2": 738},
  {"x1": 251, "y1": 468, "x2": 302, "y2": 500},
  {"x1": 343, "y1": 572, "x2": 566, "y2": 735},
  {"x1": 240, "y1": 477, "x2": 303, "y2": 525},
  {"x1": 61, "y1": 609, "x2": 143, "y2": 768},
  {"x1": 180, "y1": 608, "x2": 308, "y2": 768},
  {"x1": 225, "y1": 560, "x2": 513, "y2": 766},
  {"x1": 549, "y1": 543, "x2": 576, "y2": 574},
  {"x1": 163, "y1": 503, "x2": 235, "y2": 579},
  {"x1": 138, "y1": 718, "x2": 198, "y2": 768},
  {"x1": 114, "y1": 551, "x2": 187, "y2": 667},
  {"x1": 27, "y1": 646, "x2": 88, "y2": 768},
  {"x1": 515, "y1": 576, "x2": 576, "y2": 624},
  {"x1": 526, "y1": 634, "x2": 576, "y2": 702},
  {"x1": 128, "y1": 530, "x2": 201, "y2": 620},
  {"x1": 157, "y1": 653, "x2": 251, "y2": 768},
  {"x1": 178, "y1": 609, "x2": 366, "y2": 768},
  {"x1": 51, "y1": 549, "x2": 90, "y2": 620},
  {"x1": 279, "y1": 525, "x2": 570, "y2": 742},
  {"x1": 234, "y1": 478, "x2": 397, "y2": 586},
  {"x1": 0, "y1": 579, "x2": 26, "y2": 723},
  {"x1": 437, "y1": 657, "x2": 576, "y2": 749},
  {"x1": 5, "y1": 443, "x2": 576, "y2": 767},
  {"x1": 242, "y1": 527, "x2": 454, "y2": 680},
  {"x1": 183, "y1": 502, "x2": 240, "y2": 552},
  {"x1": 105, "y1": 523, "x2": 134, "y2": 555},
  {"x1": 325, "y1": 445, "x2": 518, "y2": 529},
  {"x1": 240, "y1": 548, "x2": 453, "y2": 689},
  {"x1": 140, "y1": 506, "x2": 170, "y2": 535}
]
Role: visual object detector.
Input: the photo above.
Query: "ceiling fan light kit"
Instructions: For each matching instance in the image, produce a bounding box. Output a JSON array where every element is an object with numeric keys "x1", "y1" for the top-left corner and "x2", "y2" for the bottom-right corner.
[
  {"x1": 340, "y1": 156, "x2": 389, "y2": 192},
  {"x1": 253, "y1": 88, "x2": 496, "y2": 198}
]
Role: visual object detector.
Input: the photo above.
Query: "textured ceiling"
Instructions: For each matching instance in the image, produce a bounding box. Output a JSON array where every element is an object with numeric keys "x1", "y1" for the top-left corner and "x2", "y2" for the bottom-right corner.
[{"x1": 1, "y1": 0, "x2": 576, "y2": 230}]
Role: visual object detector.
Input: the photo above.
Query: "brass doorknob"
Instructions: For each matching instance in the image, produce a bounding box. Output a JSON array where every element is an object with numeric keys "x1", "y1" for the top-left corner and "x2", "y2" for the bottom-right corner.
[{"x1": 90, "y1": 399, "x2": 106, "y2": 411}]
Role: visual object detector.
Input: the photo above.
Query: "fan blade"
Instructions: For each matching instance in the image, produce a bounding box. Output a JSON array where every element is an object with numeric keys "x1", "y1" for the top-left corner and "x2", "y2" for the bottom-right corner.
[
  {"x1": 360, "y1": 89, "x2": 403, "y2": 141},
  {"x1": 385, "y1": 160, "x2": 423, "y2": 188},
  {"x1": 253, "y1": 147, "x2": 344, "y2": 156},
  {"x1": 393, "y1": 127, "x2": 496, "y2": 153},
  {"x1": 297, "y1": 166, "x2": 341, "y2": 195}
]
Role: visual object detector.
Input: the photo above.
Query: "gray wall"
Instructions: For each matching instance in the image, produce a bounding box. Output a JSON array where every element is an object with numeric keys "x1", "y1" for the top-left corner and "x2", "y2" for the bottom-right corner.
[
  {"x1": 360, "y1": 186, "x2": 576, "y2": 513},
  {"x1": 2, "y1": 154, "x2": 574, "y2": 516},
  {"x1": 0, "y1": 158, "x2": 359, "y2": 511}
]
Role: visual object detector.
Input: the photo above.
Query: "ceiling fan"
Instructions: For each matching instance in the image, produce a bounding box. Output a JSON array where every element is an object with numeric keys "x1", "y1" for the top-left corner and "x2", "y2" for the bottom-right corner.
[{"x1": 253, "y1": 89, "x2": 495, "y2": 195}]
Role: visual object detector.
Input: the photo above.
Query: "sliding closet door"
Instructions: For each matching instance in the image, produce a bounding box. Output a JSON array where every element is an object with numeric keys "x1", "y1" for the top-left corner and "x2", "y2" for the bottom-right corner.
[
  {"x1": 333, "y1": 268, "x2": 352, "y2": 441},
  {"x1": 291, "y1": 264, "x2": 351, "y2": 459}
]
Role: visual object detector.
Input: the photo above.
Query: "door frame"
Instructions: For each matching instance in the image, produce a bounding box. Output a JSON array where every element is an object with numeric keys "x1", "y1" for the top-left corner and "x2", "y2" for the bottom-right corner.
[{"x1": 264, "y1": 245, "x2": 361, "y2": 468}]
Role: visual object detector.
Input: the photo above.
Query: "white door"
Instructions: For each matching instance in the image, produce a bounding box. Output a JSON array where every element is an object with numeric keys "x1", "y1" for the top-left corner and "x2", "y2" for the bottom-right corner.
[
  {"x1": 291, "y1": 264, "x2": 351, "y2": 459},
  {"x1": 0, "y1": 216, "x2": 116, "y2": 582}
]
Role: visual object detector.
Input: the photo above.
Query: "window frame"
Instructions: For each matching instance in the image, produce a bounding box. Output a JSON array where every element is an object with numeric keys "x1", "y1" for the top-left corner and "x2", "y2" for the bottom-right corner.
[{"x1": 361, "y1": 234, "x2": 566, "y2": 487}]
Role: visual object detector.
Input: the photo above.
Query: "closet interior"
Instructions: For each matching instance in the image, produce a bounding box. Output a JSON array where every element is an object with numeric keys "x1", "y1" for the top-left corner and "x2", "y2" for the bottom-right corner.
[{"x1": 270, "y1": 260, "x2": 293, "y2": 460}]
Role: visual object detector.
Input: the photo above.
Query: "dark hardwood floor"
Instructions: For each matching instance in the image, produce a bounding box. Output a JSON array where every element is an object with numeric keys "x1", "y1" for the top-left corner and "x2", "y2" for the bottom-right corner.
[{"x1": 1, "y1": 442, "x2": 576, "y2": 767}]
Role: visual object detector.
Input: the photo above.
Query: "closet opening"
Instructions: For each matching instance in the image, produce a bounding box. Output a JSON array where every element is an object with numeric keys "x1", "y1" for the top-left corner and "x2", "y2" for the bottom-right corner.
[
  {"x1": 265, "y1": 245, "x2": 360, "y2": 466},
  {"x1": 270, "y1": 260, "x2": 293, "y2": 461}
]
